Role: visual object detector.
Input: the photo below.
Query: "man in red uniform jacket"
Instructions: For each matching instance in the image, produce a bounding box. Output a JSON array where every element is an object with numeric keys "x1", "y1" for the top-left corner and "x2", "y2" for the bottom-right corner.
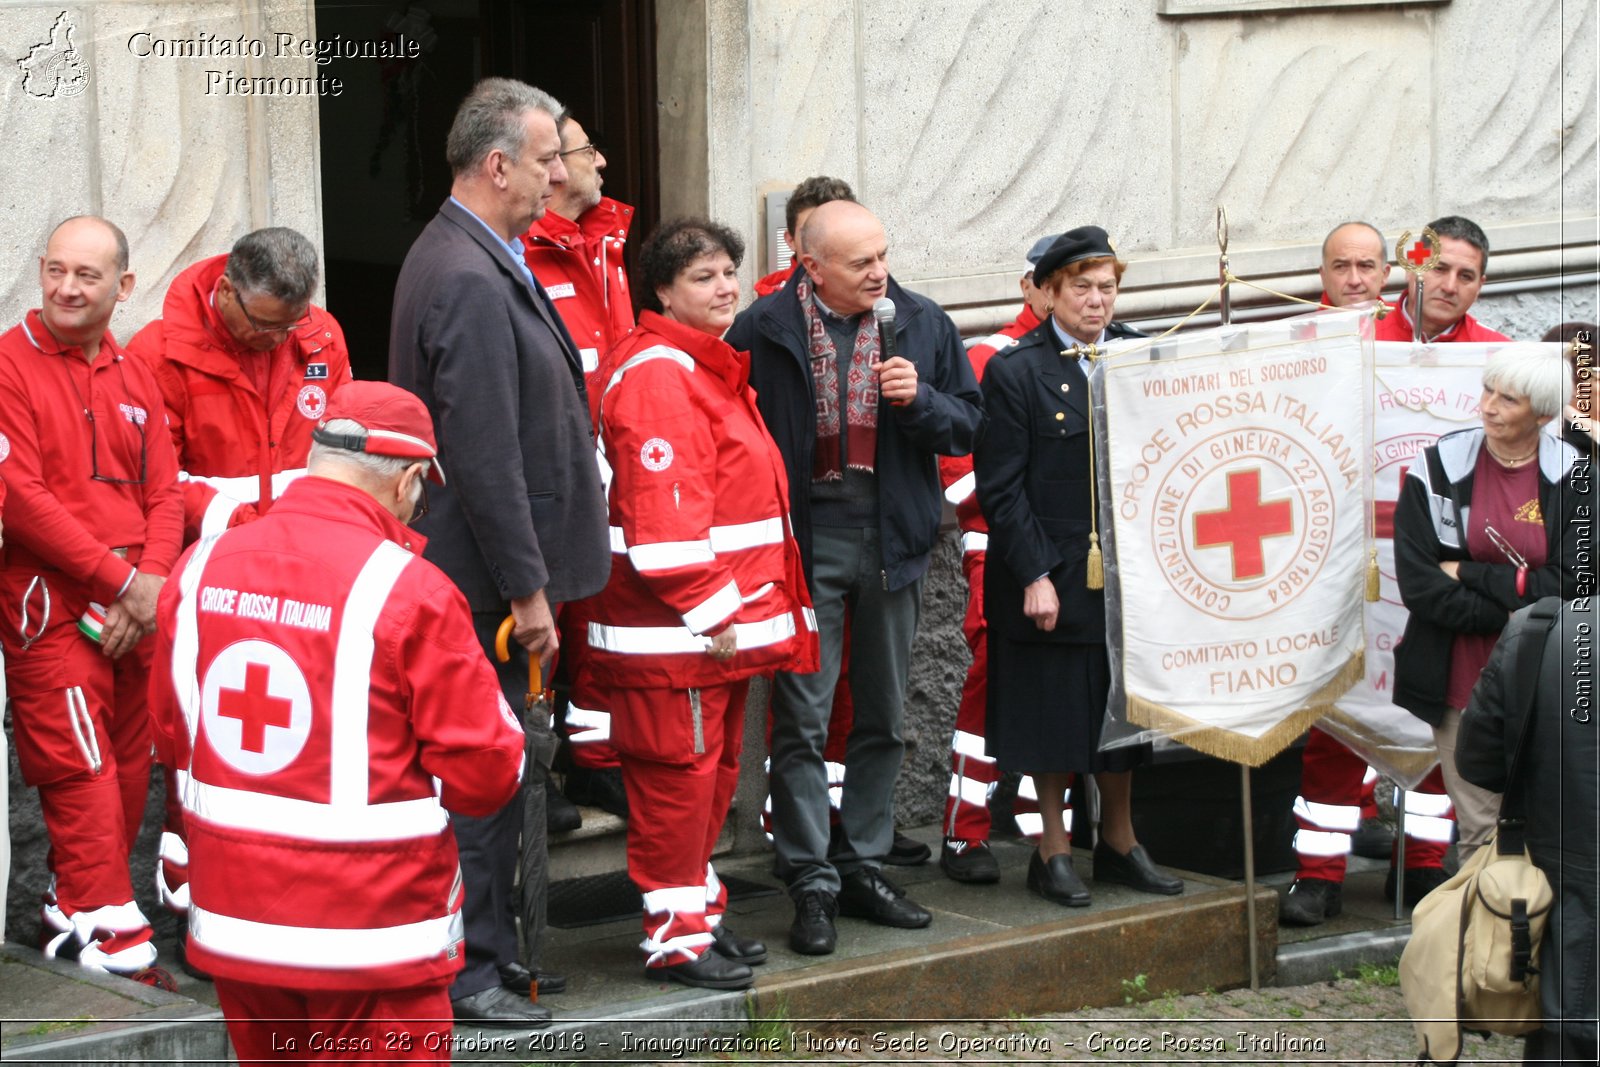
[
  {"x1": 0, "y1": 216, "x2": 182, "y2": 981},
  {"x1": 127, "y1": 226, "x2": 351, "y2": 931},
  {"x1": 148, "y1": 382, "x2": 530, "y2": 1059},
  {"x1": 522, "y1": 115, "x2": 635, "y2": 817},
  {"x1": 1374, "y1": 215, "x2": 1510, "y2": 344},
  {"x1": 936, "y1": 233, "x2": 1056, "y2": 883}
]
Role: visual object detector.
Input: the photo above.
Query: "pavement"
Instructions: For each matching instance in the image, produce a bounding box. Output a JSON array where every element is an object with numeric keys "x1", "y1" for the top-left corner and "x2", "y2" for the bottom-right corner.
[{"x1": 2, "y1": 823, "x2": 1459, "y2": 1065}]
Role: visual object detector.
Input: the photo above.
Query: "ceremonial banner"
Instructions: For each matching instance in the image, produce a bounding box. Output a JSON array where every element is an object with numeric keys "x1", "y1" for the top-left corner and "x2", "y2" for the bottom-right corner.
[
  {"x1": 1092, "y1": 308, "x2": 1371, "y2": 766},
  {"x1": 1324, "y1": 340, "x2": 1546, "y2": 787}
]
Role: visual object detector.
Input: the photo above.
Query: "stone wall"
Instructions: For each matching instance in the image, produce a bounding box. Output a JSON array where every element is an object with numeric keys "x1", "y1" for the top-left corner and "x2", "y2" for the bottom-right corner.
[{"x1": 701, "y1": 0, "x2": 1597, "y2": 333}]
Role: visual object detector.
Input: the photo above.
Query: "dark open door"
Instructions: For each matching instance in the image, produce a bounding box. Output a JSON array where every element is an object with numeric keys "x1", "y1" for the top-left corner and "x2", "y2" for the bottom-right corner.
[{"x1": 314, "y1": 0, "x2": 658, "y2": 381}]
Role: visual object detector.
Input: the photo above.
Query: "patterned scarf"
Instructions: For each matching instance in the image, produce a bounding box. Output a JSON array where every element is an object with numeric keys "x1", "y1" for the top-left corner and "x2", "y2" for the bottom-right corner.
[{"x1": 798, "y1": 274, "x2": 879, "y2": 481}]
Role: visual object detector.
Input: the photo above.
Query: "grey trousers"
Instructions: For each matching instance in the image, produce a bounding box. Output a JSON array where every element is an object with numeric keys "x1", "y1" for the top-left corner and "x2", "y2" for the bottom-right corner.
[{"x1": 770, "y1": 525, "x2": 923, "y2": 897}]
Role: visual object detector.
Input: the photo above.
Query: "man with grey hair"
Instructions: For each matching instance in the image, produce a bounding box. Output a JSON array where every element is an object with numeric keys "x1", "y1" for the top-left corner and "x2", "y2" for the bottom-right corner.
[
  {"x1": 390, "y1": 77, "x2": 609, "y2": 1026},
  {"x1": 129, "y1": 227, "x2": 351, "y2": 958},
  {"x1": 149, "y1": 380, "x2": 530, "y2": 1056}
]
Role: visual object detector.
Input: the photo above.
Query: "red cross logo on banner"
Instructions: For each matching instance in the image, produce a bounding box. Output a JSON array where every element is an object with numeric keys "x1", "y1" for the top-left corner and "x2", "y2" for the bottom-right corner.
[
  {"x1": 1192, "y1": 468, "x2": 1295, "y2": 581},
  {"x1": 201, "y1": 640, "x2": 313, "y2": 774},
  {"x1": 1406, "y1": 240, "x2": 1433, "y2": 268},
  {"x1": 218, "y1": 662, "x2": 294, "y2": 753}
]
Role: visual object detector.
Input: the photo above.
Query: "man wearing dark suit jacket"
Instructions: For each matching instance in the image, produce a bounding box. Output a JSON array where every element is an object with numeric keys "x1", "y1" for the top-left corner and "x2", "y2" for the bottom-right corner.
[{"x1": 389, "y1": 78, "x2": 609, "y2": 1028}]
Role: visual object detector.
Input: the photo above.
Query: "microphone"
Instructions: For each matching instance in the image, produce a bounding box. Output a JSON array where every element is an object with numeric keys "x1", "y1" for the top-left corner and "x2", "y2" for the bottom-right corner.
[
  {"x1": 872, "y1": 297, "x2": 898, "y2": 362},
  {"x1": 872, "y1": 297, "x2": 908, "y2": 405}
]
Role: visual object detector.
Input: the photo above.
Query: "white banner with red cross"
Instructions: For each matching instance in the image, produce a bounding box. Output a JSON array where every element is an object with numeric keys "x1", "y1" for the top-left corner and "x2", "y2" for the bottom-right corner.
[
  {"x1": 1322, "y1": 339, "x2": 1530, "y2": 787},
  {"x1": 1092, "y1": 308, "x2": 1372, "y2": 766}
]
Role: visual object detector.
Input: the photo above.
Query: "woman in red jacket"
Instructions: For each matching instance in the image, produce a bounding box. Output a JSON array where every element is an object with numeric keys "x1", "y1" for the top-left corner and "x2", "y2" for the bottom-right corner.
[{"x1": 577, "y1": 219, "x2": 817, "y2": 990}]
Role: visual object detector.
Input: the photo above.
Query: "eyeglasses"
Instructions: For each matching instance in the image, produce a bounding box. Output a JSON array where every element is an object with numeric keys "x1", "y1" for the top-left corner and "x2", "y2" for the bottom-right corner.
[
  {"x1": 234, "y1": 289, "x2": 311, "y2": 336},
  {"x1": 89, "y1": 407, "x2": 147, "y2": 486},
  {"x1": 558, "y1": 142, "x2": 598, "y2": 161},
  {"x1": 410, "y1": 476, "x2": 430, "y2": 524}
]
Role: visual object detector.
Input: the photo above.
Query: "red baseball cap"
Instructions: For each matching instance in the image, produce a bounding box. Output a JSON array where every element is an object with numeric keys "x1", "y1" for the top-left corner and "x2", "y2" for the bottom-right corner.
[{"x1": 314, "y1": 381, "x2": 446, "y2": 484}]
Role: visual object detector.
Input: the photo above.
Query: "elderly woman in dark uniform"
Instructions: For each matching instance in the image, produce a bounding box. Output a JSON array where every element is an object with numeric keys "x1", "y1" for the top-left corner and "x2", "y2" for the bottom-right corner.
[{"x1": 975, "y1": 227, "x2": 1181, "y2": 906}]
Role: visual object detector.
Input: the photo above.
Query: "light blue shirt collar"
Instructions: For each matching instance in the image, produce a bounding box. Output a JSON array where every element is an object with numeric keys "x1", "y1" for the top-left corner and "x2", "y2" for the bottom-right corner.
[
  {"x1": 1049, "y1": 317, "x2": 1105, "y2": 366},
  {"x1": 450, "y1": 196, "x2": 539, "y2": 290}
]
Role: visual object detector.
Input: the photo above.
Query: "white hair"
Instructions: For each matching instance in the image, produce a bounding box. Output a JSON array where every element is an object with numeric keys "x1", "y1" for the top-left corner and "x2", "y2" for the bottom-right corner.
[{"x1": 1482, "y1": 344, "x2": 1572, "y2": 419}]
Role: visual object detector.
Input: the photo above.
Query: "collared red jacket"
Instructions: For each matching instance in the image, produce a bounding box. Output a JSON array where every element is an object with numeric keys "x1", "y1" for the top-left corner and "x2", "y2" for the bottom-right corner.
[
  {"x1": 0, "y1": 311, "x2": 183, "y2": 602},
  {"x1": 1391, "y1": 427, "x2": 1583, "y2": 725},
  {"x1": 522, "y1": 196, "x2": 635, "y2": 384},
  {"x1": 727, "y1": 270, "x2": 985, "y2": 593},
  {"x1": 127, "y1": 255, "x2": 352, "y2": 543},
  {"x1": 940, "y1": 304, "x2": 1041, "y2": 550},
  {"x1": 148, "y1": 476, "x2": 525, "y2": 991},
  {"x1": 1374, "y1": 295, "x2": 1511, "y2": 343},
  {"x1": 576, "y1": 311, "x2": 818, "y2": 690}
]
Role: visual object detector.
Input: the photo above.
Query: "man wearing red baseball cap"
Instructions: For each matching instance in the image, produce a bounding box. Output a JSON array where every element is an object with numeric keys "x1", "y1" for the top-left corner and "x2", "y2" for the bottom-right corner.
[{"x1": 149, "y1": 380, "x2": 532, "y2": 1059}]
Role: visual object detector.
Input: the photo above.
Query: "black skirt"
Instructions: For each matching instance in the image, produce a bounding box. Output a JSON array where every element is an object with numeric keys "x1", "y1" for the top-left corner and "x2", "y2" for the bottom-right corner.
[{"x1": 985, "y1": 636, "x2": 1146, "y2": 776}]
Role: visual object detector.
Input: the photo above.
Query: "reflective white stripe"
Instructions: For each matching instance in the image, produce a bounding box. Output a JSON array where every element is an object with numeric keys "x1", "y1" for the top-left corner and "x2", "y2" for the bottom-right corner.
[
  {"x1": 950, "y1": 729, "x2": 990, "y2": 760},
  {"x1": 611, "y1": 517, "x2": 786, "y2": 560},
  {"x1": 1294, "y1": 797, "x2": 1361, "y2": 832},
  {"x1": 704, "y1": 863, "x2": 722, "y2": 905},
  {"x1": 580, "y1": 347, "x2": 599, "y2": 373},
  {"x1": 944, "y1": 470, "x2": 977, "y2": 506},
  {"x1": 961, "y1": 531, "x2": 989, "y2": 554},
  {"x1": 191, "y1": 903, "x2": 460, "y2": 969},
  {"x1": 1362, "y1": 766, "x2": 1378, "y2": 785},
  {"x1": 1397, "y1": 789, "x2": 1453, "y2": 818},
  {"x1": 741, "y1": 582, "x2": 775, "y2": 603},
  {"x1": 172, "y1": 534, "x2": 225, "y2": 747},
  {"x1": 199, "y1": 490, "x2": 243, "y2": 540},
  {"x1": 825, "y1": 760, "x2": 846, "y2": 787},
  {"x1": 330, "y1": 542, "x2": 414, "y2": 809},
  {"x1": 363, "y1": 428, "x2": 435, "y2": 456},
  {"x1": 188, "y1": 781, "x2": 449, "y2": 841},
  {"x1": 159, "y1": 830, "x2": 189, "y2": 866},
  {"x1": 1018, "y1": 775, "x2": 1039, "y2": 802},
  {"x1": 1405, "y1": 813, "x2": 1456, "y2": 843},
  {"x1": 974, "y1": 332, "x2": 1013, "y2": 352},
  {"x1": 683, "y1": 580, "x2": 741, "y2": 634},
  {"x1": 180, "y1": 467, "x2": 307, "y2": 506},
  {"x1": 589, "y1": 611, "x2": 797, "y2": 655},
  {"x1": 629, "y1": 539, "x2": 715, "y2": 572},
  {"x1": 68, "y1": 900, "x2": 150, "y2": 935},
  {"x1": 1014, "y1": 812, "x2": 1045, "y2": 836},
  {"x1": 803, "y1": 606, "x2": 818, "y2": 631},
  {"x1": 641, "y1": 886, "x2": 705, "y2": 915},
  {"x1": 949, "y1": 774, "x2": 989, "y2": 807},
  {"x1": 564, "y1": 704, "x2": 612, "y2": 743},
  {"x1": 1293, "y1": 829, "x2": 1352, "y2": 857},
  {"x1": 603, "y1": 344, "x2": 695, "y2": 399}
]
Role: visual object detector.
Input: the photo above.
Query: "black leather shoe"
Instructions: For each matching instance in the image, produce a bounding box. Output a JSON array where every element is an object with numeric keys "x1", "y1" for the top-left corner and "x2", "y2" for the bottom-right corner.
[
  {"x1": 837, "y1": 869, "x2": 932, "y2": 928},
  {"x1": 788, "y1": 889, "x2": 838, "y2": 955},
  {"x1": 710, "y1": 923, "x2": 767, "y2": 965},
  {"x1": 451, "y1": 985, "x2": 553, "y2": 1028},
  {"x1": 1027, "y1": 850, "x2": 1090, "y2": 906},
  {"x1": 885, "y1": 831, "x2": 932, "y2": 866},
  {"x1": 564, "y1": 766, "x2": 629, "y2": 818},
  {"x1": 1279, "y1": 878, "x2": 1342, "y2": 926},
  {"x1": 1385, "y1": 865, "x2": 1449, "y2": 907},
  {"x1": 497, "y1": 961, "x2": 567, "y2": 996},
  {"x1": 545, "y1": 773, "x2": 582, "y2": 834},
  {"x1": 1093, "y1": 842, "x2": 1184, "y2": 896},
  {"x1": 941, "y1": 839, "x2": 1002, "y2": 884},
  {"x1": 646, "y1": 950, "x2": 754, "y2": 990}
]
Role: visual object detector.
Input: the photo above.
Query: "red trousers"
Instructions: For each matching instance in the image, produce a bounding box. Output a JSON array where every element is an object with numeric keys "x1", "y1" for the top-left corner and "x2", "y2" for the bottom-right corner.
[
  {"x1": 1, "y1": 568, "x2": 152, "y2": 917},
  {"x1": 1295, "y1": 725, "x2": 1448, "y2": 880},
  {"x1": 607, "y1": 679, "x2": 750, "y2": 964},
  {"x1": 215, "y1": 978, "x2": 452, "y2": 1063}
]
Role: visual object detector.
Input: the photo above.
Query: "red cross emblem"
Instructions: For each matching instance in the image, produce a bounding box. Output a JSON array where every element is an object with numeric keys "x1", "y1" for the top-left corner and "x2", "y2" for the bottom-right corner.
[
  {"x1": 1192, "y1": 468, "x2": 1295, "y2": 581},
  {"x1": 217, "y1": 662, "x2": 294, "y2": 754},
  {"x1": 1406, "y1": 239, "x2": 1433, "y2": 268},
  {"x1": 640, "y1": 436, "x2": 674, "y2": 471}
]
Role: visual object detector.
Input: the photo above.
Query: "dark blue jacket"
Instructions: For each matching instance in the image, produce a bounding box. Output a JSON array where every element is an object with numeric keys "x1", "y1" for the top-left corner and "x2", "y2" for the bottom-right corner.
[{"x1": 726, "y1": 270, "x2": 983, "y2": 593}]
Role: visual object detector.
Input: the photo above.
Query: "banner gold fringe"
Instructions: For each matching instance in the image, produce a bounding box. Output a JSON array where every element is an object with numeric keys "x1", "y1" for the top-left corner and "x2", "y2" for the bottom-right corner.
[{"x1": 1125, "y1": 650, "x2": 1366, "y2": 767}]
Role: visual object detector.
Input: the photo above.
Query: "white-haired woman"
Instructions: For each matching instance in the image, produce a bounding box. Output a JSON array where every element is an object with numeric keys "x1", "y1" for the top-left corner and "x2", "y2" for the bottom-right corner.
[{"x1": 1393, "y1": 344, "x2": 1584, "y2": 863}]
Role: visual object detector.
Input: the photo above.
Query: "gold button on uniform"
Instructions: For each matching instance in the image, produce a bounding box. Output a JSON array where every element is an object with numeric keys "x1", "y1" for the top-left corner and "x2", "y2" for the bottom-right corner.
[
  {"x1": 1061, "y1": 383, "x2": 1070, "y2": 393},
  {"x1": 1055, "y1": 411, "x2": 1065, "y2": 421}
]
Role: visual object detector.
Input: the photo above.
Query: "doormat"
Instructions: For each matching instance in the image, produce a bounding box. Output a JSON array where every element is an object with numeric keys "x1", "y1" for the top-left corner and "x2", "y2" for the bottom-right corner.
[{"x1": 548, "y1": 870, "x2": 782, "y2": 929}]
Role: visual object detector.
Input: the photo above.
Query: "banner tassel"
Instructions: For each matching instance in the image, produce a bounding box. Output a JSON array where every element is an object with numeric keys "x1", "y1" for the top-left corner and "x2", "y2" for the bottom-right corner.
[
  {"x1": 1087, "y1": 533, "x2": 1104, "y2": 591},
  {"x1": 1365, "y1": 547, "x2": 1380, "y2": 603}
]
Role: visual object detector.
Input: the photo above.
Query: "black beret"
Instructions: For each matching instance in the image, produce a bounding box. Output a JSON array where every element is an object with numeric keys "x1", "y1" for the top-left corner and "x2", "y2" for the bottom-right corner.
[{"x1": 1033, "y1": 225, "x2": 1117, "y2": 283}]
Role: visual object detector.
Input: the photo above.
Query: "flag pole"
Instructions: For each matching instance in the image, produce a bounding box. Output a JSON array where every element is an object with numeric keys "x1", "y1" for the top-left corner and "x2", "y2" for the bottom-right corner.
[{"x1": 1216, "y1": 205, "x2": 1260, "y2": 992}]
